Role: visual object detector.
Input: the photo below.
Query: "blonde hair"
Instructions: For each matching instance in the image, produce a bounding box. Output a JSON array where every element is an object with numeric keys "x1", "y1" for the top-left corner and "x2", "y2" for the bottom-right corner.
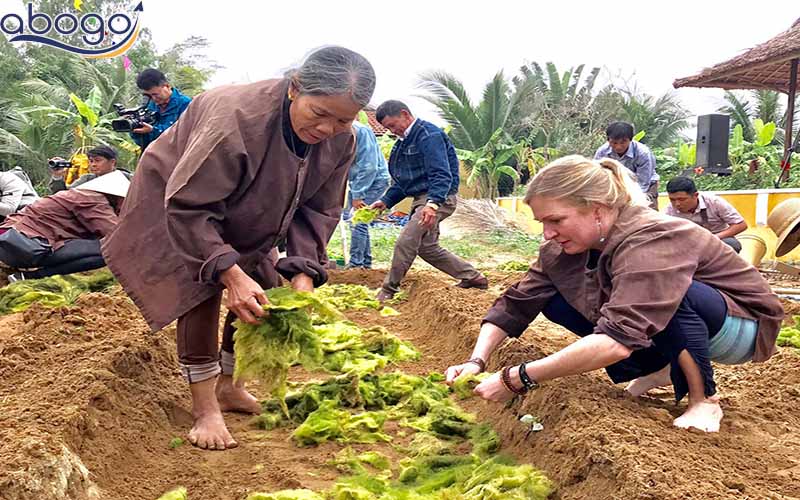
[{"x1": 524, "y1": 155, "x2": 648, "y2": 209}]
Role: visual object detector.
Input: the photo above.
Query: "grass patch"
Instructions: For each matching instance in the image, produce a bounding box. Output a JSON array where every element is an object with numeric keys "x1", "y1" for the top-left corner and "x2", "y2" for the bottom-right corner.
[{"x1": 328, "y1": 224, "x2": 540, "y2": 267}]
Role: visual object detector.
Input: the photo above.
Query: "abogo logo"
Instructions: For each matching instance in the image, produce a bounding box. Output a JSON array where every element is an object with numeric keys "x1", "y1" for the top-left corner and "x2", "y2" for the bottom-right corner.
[{"x1": 0, "y1": 1, "x2": 143, "y2": 58}]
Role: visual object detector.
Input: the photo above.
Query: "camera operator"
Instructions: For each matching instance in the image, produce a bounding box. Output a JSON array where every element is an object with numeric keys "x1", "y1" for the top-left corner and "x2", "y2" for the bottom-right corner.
[
  {"x1": 49, "y1": 147, "x2": 131, "y2": 194},
  {"x1": 48, "y1": 157, "x2": 72, "y2": 194},
  {"x1": 131, "y1": 69, "x2": 192, "y2": 150}
]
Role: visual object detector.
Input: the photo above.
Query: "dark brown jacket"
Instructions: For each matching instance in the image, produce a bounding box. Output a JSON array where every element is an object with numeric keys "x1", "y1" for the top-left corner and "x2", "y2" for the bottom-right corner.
[
  {"x1": 102, "y1": 79, "x2": 355, "y2": 331},
  {"x1": 0, "y1": 189, "x2": 118, "y2": 250},
  {"x1": 484, "y1": 205, "x2": 783, "y2": 362}
]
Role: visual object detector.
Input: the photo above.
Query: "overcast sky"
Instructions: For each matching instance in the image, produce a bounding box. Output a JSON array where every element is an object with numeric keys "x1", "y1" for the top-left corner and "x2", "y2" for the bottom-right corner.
[{"x1": 3, "y1": 0, "x2": 799, "y2": 134}]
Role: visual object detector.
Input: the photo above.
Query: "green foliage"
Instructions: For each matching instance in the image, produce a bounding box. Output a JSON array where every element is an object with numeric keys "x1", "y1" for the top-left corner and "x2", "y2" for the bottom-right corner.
[
  {"x1": 246, "y1": 491, "x2": 323, "y2": 500},
  {"x1": 233, "y1": 288, "x2": 341, "y2": 412},
  {"x1": 329, "y1": 225, "x2": 541, "y2": 268},
  {"x1": 0, "y1": 269, "x2": 116, "y2": 315},
  {"x1": 451, "y1": 373, "x2": 491, "y2": 399},
  {"x1": 330, "y1": 447, "x2": 391, "y2": 475},
  {"x1": 777, "y1": 319, "x2": 800, "y2": 349},
  {"x1": 316, "y1": 284, "x2": 381, "y2": 311},
  {"x1": 614, "y1": 91, "x2": 690, "y2": 148},
  {"x1": 457, "y1": 129, "x2": 523, "y2": 199},
  {"x1": 168, "y1": 437, "x2": 185, "y2": 449},
  {"x1": 157, "y1": 488, "x2": 188, "y2": 500},
  {"x1": 496, "y1": 260, "x2": 530, "y2": 272},
  {"x1": 292, "y1": 400, "x2": 391, "y2": 446},
  {"x1": 352, "y1": 208, "x2": 379, "y2": 224}
]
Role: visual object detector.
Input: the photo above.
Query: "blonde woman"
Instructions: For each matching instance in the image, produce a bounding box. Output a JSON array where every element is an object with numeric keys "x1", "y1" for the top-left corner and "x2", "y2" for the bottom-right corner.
[{"x1": 445, "y1": 155, "x2": 783, "y2": 432}]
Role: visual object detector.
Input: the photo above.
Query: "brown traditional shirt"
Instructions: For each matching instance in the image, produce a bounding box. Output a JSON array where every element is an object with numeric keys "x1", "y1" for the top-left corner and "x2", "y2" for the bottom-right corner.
[
  {"x1": 102, "y1": 79, "x2": 355, "y2": 331},
  {"x1": 0, "y1": 189, "x2": 118, "y2": 250},
  {"x1": 484, "y1": 205, "x2": 783, "y2": 362}
]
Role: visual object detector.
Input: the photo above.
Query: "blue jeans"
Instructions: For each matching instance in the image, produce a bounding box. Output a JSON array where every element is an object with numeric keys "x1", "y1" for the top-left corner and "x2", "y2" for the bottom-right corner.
[
  {"x1": 348, "y1": 181, "x2": 388, "y2": 268},
  {"x1": 542, "y1": 280, "x2": 728, "y2": 402}
]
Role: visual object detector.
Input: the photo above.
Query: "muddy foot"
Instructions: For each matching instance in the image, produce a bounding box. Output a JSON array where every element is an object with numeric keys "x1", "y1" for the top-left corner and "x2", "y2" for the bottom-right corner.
[
  {"x1": 188, "y1": 410, "x2": 238, "y2": 450},
  {"x1": 216, "y1": 376, "x2": 262, "y2": 414},
  {"x1": 673, "y1": 397, "x2": 723, "y2": 433},
  {"x1": 625, "y1": 365, "x2": 672, "y2": 397}
]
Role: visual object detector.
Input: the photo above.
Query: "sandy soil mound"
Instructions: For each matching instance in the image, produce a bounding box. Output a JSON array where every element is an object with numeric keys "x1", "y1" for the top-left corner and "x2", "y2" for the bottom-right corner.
[{"x1": 0, "y1": 269, "x2": 797, "y2": 499}]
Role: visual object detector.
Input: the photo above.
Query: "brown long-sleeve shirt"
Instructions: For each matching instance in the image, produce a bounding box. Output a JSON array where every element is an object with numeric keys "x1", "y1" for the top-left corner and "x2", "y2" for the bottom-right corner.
[
  {"x1": 102, "y1": 79, "x2": 355, "y2": 331},
  {"x1": 0, "y1": 189, "x2": 118, "y2": 250},
  {"x1": 484, "y1": 205, "x2": 783, "y2": 362}
]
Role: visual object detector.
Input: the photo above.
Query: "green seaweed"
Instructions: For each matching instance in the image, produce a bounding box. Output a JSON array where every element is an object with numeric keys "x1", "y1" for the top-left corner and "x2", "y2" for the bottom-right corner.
[
  {"x1": 0, "y1": 269, "x2": 116, "y2": 314},
  {"x1": 352, "y1": 208, "x2": 379, "y2": 224},
  {"x1": 156, "y1": 488, "x2": 188, "y2": 500}
]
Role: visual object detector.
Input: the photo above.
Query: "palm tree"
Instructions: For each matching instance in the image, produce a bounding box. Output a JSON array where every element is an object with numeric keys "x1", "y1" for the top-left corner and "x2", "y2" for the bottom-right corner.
[
  {"x1": 417, "y1": 70, "x2": 536, "y2": 150},
  {"x1": 719, "y1": 90, "x2": 786, "y2": 144},
  {"x1": 0, "y1": 59, "x2": 140, "y2": 185},
  {"x1": 615, "y1": 91, "x2": 691, "y2": 148}
]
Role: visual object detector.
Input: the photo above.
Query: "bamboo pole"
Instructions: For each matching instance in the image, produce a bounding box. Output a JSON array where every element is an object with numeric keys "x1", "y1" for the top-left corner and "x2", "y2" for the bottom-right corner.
[{"x1": 779, "y1": 58, "x2": 798, "y2": 185}]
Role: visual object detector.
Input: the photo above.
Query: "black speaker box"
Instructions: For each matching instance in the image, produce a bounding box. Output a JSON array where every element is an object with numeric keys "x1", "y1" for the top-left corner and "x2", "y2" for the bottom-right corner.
[{"x1": 696, "y1": 114, "x2": 730, "y2": 174}]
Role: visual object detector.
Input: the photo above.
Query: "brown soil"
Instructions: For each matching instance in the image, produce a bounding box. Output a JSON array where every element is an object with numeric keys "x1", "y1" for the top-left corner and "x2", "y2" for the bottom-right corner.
[{"x1": 1, "y1": 270, "x2": 799, "y2": 500}]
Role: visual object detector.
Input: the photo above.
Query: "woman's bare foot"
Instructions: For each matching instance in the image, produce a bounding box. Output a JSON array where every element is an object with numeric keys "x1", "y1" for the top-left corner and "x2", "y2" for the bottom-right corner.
[
  {"x1": 625, "y1": 365, "x2": 672, "y2": 397},
  {"x1": 188, "y1": 377, "x2": 238, "y2": 450},
  {"x1": 673, "y1": 396, "x2": 723, "y2": 433},
  {"x1": 216, "y1": 374, "x2": 262, "y2": 414}
]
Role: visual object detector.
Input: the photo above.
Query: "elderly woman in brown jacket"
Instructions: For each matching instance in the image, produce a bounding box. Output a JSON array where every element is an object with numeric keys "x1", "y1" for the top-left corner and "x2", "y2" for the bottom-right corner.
[
  {"x1": 446, "y1": 155, "x2": 783, "y2": 433},
  {"x1": 103, "y1": 47, "x2": 375, "y2": 450}
]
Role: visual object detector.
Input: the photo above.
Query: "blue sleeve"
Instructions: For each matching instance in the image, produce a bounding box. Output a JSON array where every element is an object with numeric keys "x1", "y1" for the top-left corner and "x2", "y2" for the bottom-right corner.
[
  {"x1": 151, "y1": 96, "x2": 193, "y2": 141},
  {"x1": 348, "y1": 128, "x2": 379, "y2": 199},
  {"x1": 635, "y1": 148, "x2": 655, "y2": 191},
  {"x1": 380, "y1": 183, "x2": 406, "y2": 209},
  {"x1": 418, "y1": 132, "x2": 452, "y2": 204}
]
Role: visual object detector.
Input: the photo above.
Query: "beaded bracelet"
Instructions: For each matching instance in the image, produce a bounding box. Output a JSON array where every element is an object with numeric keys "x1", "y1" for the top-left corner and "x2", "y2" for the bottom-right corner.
[
  {"x1": 466, "y1": 357, "x2": 486, "y2": 372},
  {"x1": 501, "y1": 366, "x2": 527, "y2": 396}
]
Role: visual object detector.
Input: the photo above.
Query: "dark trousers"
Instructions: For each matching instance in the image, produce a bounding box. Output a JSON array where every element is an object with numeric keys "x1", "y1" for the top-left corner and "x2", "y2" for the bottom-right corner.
[
  {"x1": 176, "y1": 249, "x2": 282, "y2": 367},
  {"x1": 0, "y1": 232, "x2": 105, "y2": 279},
  {"x1": 26, "y1": 239, "x2": 106, "y2": 279},
  {"x1": 542, "y1": 281, "x2": 727, "y2": 401}
]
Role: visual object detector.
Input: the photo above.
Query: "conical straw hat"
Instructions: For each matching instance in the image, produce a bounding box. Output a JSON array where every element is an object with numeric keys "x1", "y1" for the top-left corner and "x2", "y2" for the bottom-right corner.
[
  {"x1": 74, "y1": 170, "x2": 130, "y2": 198},
  {"x1": 767, "y1": 198, "x2": 800, "y2": 257}
]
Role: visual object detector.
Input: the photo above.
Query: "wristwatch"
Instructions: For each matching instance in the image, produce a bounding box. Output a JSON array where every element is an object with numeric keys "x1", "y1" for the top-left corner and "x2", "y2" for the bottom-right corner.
[{"x1": 425, "y1": 201, "x2": 440, "y2": 210}]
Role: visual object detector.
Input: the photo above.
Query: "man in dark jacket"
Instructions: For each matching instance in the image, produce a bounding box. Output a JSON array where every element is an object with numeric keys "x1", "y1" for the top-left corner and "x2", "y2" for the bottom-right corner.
[{"x1": 371, "y1": 100, "x2": 487, "y2": 301}]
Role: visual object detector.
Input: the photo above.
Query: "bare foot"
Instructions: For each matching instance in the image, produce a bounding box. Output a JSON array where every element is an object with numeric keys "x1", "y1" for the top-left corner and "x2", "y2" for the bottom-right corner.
[
  {"x1": 673, "y1": 396, "x2": 723, "y2": 433},
  {"x1": 216, "y1": 375, "x2": 262, "y2": 414},
  {"x1": 625, "y1": 365, "x2": 672, "y2": 397},
  {"x1": 188, "y1": 377, "x2": 238, "y2": 450},
  {"x1": 189, "y1": 409, "x2": 238, "y2": 450}
]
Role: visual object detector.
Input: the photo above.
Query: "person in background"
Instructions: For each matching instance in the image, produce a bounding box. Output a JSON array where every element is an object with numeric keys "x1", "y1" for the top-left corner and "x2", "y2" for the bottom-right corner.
[
  {"x1": 370, "y1": 100, "x2": 488, "y2": 301},
  {"x1": 0, "y1": 169, "x2": 39, "y2": 221},
  {"x1": 131, "y1": 69, "x2": 192, "y2": 150},
  {"x1": 0, "y1": 171, "x2": 129, "y2": 281},
  {"x1": 594, "y1": 121, "x2": 659, "y2": 210},
  {"x1": 665, "y1": 176, "x2": 747, "y2": 253},
  {"x1": 347, "y1": 121, "x2": 390, "y2": 269}
]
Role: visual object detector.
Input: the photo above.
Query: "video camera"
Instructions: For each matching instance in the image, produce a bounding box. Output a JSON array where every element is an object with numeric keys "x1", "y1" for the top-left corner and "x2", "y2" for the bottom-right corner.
[
  {"x1": 48, "y1": 159, "x2": 72, "y2": 170},
  {"x1": 111, "y1": 104, "x2": 157, "y2": 132}
]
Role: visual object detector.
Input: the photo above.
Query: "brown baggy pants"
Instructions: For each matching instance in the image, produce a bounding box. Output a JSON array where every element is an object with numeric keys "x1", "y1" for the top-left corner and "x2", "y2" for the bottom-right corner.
[
  {"x1": 175, "y1": 249, "x2": 282, "y2": 383},
  {"x1": 381, "y1": 194, "x2": 481, "y2": 294}
]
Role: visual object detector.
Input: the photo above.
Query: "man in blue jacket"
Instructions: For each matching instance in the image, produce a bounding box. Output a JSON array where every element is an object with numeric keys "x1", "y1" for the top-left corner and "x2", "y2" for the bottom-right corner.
[
  {"x1": 348, "y1": 121, "x2": 390, "y2": 268},
  {"x1": 371, "y1": 100, "x2": 487, "y2": 301},
  {"x1": 131, "y1": 69, "x2": 192, "y2": 150}
]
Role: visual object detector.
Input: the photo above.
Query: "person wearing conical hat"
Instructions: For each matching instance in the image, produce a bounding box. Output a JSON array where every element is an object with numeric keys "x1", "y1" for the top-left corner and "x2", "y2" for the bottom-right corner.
[
  {"x1": 0, "y1": 170, "x2": 129, "y2": 281},
  {"x1": 768, "y1": 198, "x2": 800, "y2": 257}
]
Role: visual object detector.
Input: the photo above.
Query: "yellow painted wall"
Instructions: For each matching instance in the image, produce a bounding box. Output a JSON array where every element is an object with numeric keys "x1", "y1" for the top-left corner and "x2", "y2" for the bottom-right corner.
[{"x1": 498, "y1": 190, "x2": 800, "y2": 262}]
